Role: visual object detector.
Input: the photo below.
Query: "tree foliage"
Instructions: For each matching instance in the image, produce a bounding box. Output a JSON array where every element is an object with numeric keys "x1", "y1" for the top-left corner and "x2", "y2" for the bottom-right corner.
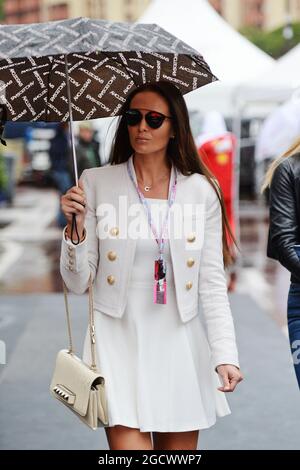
[{"x1": 239, "y1": 22, "x2": 300, "y2": 59}]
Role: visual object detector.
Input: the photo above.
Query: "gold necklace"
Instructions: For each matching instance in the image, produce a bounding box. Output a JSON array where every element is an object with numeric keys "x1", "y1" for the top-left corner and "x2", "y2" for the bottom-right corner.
[{"x1": 137, "y1": 172, "x2": 170, "y2": 192}]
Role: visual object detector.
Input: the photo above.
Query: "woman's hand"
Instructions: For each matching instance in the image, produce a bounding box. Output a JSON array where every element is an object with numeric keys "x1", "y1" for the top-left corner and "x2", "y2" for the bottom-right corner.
[
  {"x1": 61, "y1": 179, "x2": 87, "y2": 237},
  {"x1": 216, "y1": 364, "x2": 243, "y2": 392}
]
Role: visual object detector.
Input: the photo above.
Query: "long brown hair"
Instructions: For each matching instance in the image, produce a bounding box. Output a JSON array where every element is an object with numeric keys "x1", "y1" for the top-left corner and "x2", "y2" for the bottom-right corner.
[
  {"x1": 108, "y1": 81, "x2": 238, "y2": 266},
  {"x1": 261, "y1": 137, "x2": 300, "y2": 193}
]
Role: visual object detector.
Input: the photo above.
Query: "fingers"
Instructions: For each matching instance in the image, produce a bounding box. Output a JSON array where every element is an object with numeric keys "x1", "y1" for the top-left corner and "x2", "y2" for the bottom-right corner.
[
  {"x1": 67, "y1": 185, "x2": 85, "y2": 197},
  {"x1": 63, "y1": 186, "x2": 86, "y2": 206},
  {"x1": 63, "y1": 199, "x2": 86, "y2": 215},
  {"x1": 217, "y1": 367, "x2": 244, "y2": 393},
  {"x1": 218, "y1": 373, "x2": 231, "y2": 392},
  {"x1": 218, "y1": 377, "x2": 238, "y2": 392},
  {"x1": 67, "y1": 191, "x2": 86, "y2": 206},
  {"x1": 61, "y1": 186, "x2": 87, "y2": 221}
]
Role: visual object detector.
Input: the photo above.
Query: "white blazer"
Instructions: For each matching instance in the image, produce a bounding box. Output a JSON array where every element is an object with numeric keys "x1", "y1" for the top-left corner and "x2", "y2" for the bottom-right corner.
[{"x1": 60, "y1": 154, "x2": 240, "y2": 370}]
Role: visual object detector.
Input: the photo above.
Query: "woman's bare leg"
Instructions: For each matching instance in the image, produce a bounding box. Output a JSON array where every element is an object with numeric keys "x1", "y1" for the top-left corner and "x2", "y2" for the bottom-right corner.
[
  {"x1": 152, "y1": 430, "x2": 199, "y2": 450},
  {"x1": 105, "y1": 425, "x2": 153, "y2": 450}
]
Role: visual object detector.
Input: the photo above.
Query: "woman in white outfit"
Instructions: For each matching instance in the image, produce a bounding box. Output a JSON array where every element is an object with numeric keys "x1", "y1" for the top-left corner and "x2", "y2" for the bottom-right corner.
[{"x1": 60, "y1": 81, "x2": 243, "y2": 450}]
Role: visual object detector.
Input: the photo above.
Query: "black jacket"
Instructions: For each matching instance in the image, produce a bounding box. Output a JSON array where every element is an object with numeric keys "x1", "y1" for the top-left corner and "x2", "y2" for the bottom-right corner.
[
  {"x1": 49, "y1": 127, "x2": 71, "y2": 173},
  {"x1": 267, "y1": 152, "x2": 300, "y2": 283},
  {"x1": 74, "y1": 137, "x2": 102, "y2": 179}
]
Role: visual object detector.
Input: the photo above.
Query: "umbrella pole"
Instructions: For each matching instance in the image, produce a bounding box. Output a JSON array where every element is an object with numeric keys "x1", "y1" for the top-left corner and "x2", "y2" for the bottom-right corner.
[
  {"x1": 64, "y1": 54, "x2": 80, "y2": 245},
  {"x1": 64, "y1": 55, "x2": 78, "y2": 186}
]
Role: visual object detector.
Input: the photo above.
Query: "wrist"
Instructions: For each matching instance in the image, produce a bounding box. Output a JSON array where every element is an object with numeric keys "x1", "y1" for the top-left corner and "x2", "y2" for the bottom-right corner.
[
  {"x1": 216, "y1": 363, "x2": 240, "y2": 372},
  {"x1": 65, "y1": 225, "x2": 86, "y2": 243}
]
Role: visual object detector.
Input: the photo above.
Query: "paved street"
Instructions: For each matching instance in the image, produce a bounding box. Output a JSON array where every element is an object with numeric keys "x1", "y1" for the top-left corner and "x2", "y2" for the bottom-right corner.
[{"x1": 0, "y1": 291, "x2": 299, "y2": 450}]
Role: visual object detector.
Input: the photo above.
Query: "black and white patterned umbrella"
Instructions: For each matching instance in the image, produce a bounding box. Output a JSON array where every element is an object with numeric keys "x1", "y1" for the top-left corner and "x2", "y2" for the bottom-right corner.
[{"x1": 0, "y1": 17, "x2": 217, "y2": 124}]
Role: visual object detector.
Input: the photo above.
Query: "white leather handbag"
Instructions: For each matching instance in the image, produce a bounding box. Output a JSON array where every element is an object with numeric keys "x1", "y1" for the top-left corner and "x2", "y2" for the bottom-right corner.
[{"x1": 50, "y1": 275, "x2": 109, "y2": 430}]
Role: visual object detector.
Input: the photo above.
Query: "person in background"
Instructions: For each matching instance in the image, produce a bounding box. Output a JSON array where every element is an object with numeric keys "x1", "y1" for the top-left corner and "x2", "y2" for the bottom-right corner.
[
  {"x1": 75, "y1": 122, "x2": 102, "y2": 178},
  {"x1": 49, "y1": 122, "x2": 72, "y2": 228},
  {"x1": 196, "y1": 111, "x2": 237, "y2": 292},
  {"x1": 262, "y1": 137, "x2": 300, "y2": 390},
  {"x1": 256, "y1": 98, "x2": 300, "y2": 205}
]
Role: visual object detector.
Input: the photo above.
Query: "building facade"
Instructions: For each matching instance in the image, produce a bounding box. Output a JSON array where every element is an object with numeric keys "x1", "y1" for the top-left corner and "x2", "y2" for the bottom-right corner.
[
  {"x1": 4, "y1": 0, "x2": 41, "y2": 24},
  {"x1": 209, "y1": 0, "x2": 300, "y2": 31},
  {"x1": 3, "y1": 0, "x2": 151, "y2": 24}
]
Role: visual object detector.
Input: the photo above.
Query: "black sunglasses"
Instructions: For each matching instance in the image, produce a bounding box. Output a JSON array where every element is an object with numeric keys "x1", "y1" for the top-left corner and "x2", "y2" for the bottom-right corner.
[{"x1": 124, "y1": 108, "x2": 173, "y2": 129}]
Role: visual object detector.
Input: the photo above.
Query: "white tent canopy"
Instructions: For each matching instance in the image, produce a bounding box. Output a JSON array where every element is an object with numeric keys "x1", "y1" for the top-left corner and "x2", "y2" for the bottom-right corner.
[
  {"x1": 247, "y1": 43, "x2": 300, "y2": 90},
  {"x1": 272, "y1": 43, "x2": 300, "y2": 89},
  {"x1": 139, "y1": 0, "x2": 273, "y2": 83},
  {"x1": 255, "y1": 98, "x2": 300, "y2": 162},
  {"x1": 138, "y1": 0, "x2": 275, "y2": 116},
  {"x1": 236, "y1": 43, "x2": 300, "y2": 109}
]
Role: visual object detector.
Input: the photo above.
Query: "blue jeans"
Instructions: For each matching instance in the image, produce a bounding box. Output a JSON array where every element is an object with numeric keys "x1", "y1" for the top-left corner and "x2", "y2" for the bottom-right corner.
[
  {"x1": 287, "y1": 245, "x2": 300, "y2": 389},
  {"x1": 51, "y1": 170, "x2": 72, "y2": 228}
]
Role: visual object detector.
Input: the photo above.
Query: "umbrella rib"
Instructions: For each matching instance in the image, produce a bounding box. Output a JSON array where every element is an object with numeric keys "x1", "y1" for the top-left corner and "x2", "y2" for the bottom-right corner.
[{"x1": 45, "y1": 55, "x2": 56, "y2": 122}]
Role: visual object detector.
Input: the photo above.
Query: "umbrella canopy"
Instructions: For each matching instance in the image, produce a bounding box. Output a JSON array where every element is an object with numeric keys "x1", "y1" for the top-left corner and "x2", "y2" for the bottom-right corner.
[{"x1": 0, "y1": 17, "x2": 217, "y2": 123}]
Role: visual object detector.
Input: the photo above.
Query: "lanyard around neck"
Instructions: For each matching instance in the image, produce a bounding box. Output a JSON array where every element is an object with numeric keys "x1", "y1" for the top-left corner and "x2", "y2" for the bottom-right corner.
[{"x1": 127, "y1": 156, "x2": 178, "y2": 257}]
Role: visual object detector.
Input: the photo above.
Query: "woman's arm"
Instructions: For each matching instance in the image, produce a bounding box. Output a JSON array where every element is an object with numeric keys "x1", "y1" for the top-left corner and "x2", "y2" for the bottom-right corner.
[
  {"x1": 269, "y1": 158, "x2": 300, "y2": 280},
  {"x1": 198, "y1": 181, "x2": 240, "y2": 372},
  {"x1": 60, "y1": 169, "x2": 99, "y2": 294}
]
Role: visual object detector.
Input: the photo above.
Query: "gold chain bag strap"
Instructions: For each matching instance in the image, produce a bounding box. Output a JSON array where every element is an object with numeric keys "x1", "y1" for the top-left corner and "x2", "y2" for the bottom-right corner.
[{"x1": 50, "y1": 274, "x2": 109, "y2": 430}]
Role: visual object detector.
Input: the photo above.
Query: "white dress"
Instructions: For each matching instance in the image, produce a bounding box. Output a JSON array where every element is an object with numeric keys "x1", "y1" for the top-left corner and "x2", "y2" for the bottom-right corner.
[{"x1": 82, "y1": 197, "x2": 231, "y2": 432}]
